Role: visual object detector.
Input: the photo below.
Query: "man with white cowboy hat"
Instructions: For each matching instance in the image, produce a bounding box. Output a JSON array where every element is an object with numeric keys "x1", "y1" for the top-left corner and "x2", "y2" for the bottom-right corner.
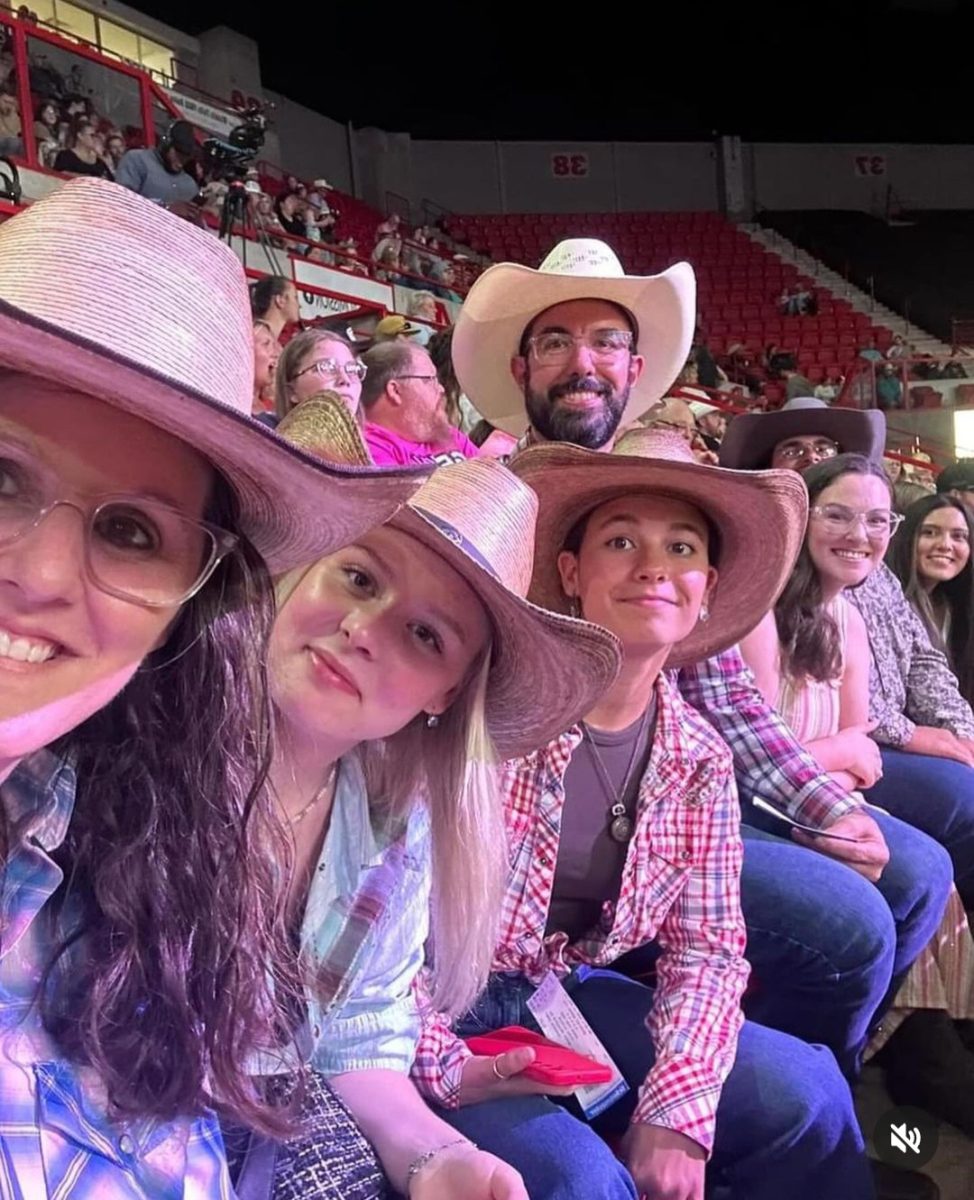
[
  {"x1": 451, "y1": 239, "x2": 694, "y2": 450},
  {"x1": 718, "y1": 395, "x2": 886, "y2": 471}
]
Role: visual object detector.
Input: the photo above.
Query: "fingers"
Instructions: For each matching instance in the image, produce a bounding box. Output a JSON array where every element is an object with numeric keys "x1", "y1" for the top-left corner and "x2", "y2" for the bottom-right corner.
[
  {"x1": 493, "y1": 1046, "x2": 536, "y2": 1080},
  {"x1": 491, "y1": 1165, "x2": 529, "y2": 1200}
]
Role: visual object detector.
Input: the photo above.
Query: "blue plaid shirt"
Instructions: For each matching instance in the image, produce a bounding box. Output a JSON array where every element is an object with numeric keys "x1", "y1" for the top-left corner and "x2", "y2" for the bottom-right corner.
[{"x1": 0, "y1": 751, "x2": 234, "y2": 1200}]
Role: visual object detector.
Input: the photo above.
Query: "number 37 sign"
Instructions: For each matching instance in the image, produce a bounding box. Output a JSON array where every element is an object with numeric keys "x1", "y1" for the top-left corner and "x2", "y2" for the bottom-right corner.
[{"x1": 551, "y1": 152, "x2": 589, "y2": 178}]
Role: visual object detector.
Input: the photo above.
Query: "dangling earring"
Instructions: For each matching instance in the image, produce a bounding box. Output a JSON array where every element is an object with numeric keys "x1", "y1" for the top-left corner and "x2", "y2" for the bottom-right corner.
[
  {"x1": 426, "y1": 713, "x2": 440, "y2": 728},
  {"x1": 570, "y1": 596, "x2": 580, "y2": 619},
  {"x1": 699, "y1": 604, "x2": 711, "y2": 624}
]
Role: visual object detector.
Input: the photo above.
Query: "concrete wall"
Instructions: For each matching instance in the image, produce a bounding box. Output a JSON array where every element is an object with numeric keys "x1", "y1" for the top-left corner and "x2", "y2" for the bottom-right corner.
[
  {"x1": 750, "y1": 143, "x2": 974, "y2": 213},
  {"x1": 411, "y1": 139, "x2": 719, "y2": 214},
  {"x1": 264, "y1": 90, "x2": 351, "y2": 190}
]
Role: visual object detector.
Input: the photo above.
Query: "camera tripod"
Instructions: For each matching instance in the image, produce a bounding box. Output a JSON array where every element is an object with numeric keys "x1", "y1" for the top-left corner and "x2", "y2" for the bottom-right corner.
[{"x1": 217, "y1": 178, "x2": 284, "y2": 277}]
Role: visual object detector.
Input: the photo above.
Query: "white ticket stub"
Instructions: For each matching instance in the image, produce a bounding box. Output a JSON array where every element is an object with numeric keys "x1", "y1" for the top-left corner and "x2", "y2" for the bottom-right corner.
[{"x1": 526, "y1": 970, "x2": 629, "y2": 1119}]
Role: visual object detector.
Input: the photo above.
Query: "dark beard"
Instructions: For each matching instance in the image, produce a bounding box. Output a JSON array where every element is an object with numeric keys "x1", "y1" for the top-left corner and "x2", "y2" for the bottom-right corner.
[{"x1": 524, "y1": 373, "x2": 629, "y2": 450}]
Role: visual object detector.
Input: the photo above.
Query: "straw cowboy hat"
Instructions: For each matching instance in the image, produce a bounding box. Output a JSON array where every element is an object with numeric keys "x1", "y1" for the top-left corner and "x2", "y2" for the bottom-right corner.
[
  {"x1": 278, "y1": 402, "x2": 622, "y2": 757},
  {"x1": 276, "y1": 393, "x2": 373, "y2": 466},
  {"x1": 0, "y1": 178, "x2": 424, "y2": 571},
  {"x1": 451, "y1": 238, "x2": 696, "y2": 437},
  {"x1": 509, "y1": 426, "x2": 808, "y2": 669},
  {"x1": 719, "y1": 397, "x2": 886, "y2": 470}
]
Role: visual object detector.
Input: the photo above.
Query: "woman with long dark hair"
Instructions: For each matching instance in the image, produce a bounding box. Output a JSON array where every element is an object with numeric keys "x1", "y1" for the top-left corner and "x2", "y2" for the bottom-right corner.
[
  {"x1": 888, "y1": 493, "x2": 974, "y2": 707},
  {"x1": 741, "y1": 454, "x2": 974, "y2": 1140},
  {"x1": 0, "y1": 179, "x2": 420, "y2": 1197},
  {"x1": 740, "y1": 454, "x2": 892, "y2": 790}
]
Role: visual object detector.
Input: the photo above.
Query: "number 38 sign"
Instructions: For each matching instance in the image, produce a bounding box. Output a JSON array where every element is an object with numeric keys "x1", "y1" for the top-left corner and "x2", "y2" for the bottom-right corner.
[{"x1": 552, "y1": 153, "x2": 589, "y2": 178}]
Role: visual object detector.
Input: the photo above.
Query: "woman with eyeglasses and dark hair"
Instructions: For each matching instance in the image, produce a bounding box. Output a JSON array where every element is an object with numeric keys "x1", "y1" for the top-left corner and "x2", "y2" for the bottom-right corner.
[
  {"x1": 888, "y1": 494, "x2": 974, "y2": 708},
  {"x1": 273, "y1": 329, "x2": 367, "y2": 427},
  {"x1": 742, "y1": 456, "x2": 974, "y2": 1140},
  {"x1": 0, "y1": 180, "x2": 424, "y2": 1197},
  {"x1": 740, "y1": 454, "x2": 899, "y2": 792}
]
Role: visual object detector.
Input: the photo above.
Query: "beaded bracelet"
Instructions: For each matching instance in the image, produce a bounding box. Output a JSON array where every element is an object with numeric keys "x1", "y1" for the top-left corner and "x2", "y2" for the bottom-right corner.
[{"x1": 406, "y1": 1138, "x2": 477, "y2": 1189}]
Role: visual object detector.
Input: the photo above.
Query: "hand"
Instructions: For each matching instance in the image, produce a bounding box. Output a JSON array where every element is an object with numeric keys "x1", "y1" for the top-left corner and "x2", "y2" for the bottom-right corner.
[
  {"x1": 459, "y1": 1048, "x2": 576, "y2": 1106},
  {"x1": 410, "y1": 1145, "x2": 527, "y2": 1200},
  {"x1": 907, "y1": 726, "x2": 974, "y2": 768},
  {"x1": 833, "y1": 722, "x2": 883, "y2": 787},
  {"x1": 791, "y1": 809, "x2": 890, "y2": 882},
  {"x1": 621, "y1": 1123, "x2": 706, "y2": 1200}
]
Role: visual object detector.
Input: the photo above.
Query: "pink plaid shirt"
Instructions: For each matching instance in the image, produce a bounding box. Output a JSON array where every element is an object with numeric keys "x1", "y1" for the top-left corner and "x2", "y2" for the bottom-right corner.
[{"x1": 413, "y1": 674, "x2": 749, "y2": 1154}]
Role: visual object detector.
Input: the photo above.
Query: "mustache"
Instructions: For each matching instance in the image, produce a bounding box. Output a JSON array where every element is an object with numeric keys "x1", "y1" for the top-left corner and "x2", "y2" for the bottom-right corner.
[{"x1": 549, "y1": 375, "x2": 613, "y2": 402}]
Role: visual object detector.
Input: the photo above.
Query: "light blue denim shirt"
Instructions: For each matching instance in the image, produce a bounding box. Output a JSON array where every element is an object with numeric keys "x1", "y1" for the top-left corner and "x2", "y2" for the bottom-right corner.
[{"x1": 296, "y1": 756, "x2": 432, "y2": 1077}]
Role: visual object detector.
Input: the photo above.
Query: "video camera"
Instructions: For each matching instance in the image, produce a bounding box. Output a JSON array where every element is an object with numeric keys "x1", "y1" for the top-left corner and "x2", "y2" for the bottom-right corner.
[{"x1": 202, "y1": 100, "x2": 273, "y2": 179}]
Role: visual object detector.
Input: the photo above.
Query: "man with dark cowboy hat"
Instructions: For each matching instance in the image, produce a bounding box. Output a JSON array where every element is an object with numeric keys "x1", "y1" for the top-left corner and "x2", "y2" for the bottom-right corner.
[
  {"x1": 718, "y1": 395, "x2": 887, "y2": 472},
  {"x1": 452, "y1": 260, "x2": 946, "y2": 1199}
]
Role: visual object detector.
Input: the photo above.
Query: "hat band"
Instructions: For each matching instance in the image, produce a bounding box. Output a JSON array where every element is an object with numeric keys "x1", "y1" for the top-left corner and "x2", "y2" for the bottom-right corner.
[{"x1": 411, "y1": 506, "x2": 501, "y2": 582}]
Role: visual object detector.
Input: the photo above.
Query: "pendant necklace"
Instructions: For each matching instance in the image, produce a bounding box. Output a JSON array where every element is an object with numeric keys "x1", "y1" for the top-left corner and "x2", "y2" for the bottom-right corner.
[{"x1": 581, "y1": 707, "x2": 651, "y2": 844}]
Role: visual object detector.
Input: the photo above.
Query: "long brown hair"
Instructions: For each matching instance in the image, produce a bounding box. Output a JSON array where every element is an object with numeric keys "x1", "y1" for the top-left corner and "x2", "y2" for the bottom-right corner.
[
  {"x1": 42, "y1": 475, "x2": 299, "y2": 1135},
  {"x1": 776, "y1": 453, "x2": 892, "y2": 683},
  {"x1": 887, "y1": 493, "x2": 974, "y2": 705}
]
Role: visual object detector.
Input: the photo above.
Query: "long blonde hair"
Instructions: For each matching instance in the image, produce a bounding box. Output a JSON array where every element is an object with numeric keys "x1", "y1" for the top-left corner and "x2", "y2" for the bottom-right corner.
[{"x1": 357, "y1": 649, "x2": 504, "y2": 1017}]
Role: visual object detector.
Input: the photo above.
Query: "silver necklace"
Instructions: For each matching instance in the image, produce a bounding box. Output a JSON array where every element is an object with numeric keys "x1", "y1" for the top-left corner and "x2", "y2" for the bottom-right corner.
[
  {"x1": 581, "y1": 707, "x2": 651, "y2": 844},
  {"x1": 287, "y1": 764, "x2": 337, "y2": 827}
]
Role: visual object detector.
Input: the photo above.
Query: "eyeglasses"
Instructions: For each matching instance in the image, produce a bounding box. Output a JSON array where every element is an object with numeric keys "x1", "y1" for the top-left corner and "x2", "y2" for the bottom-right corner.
[
  {"x1": 394, "y1": 374, "x2": 440, "y2": 385},
  {"x1": 811, "y1": 503, "x2": 905, "y2": 540},
  {"x1": 293, "y1": 358, "x2": 367, "y2": 383},
  {"x1": 775, "y1": 439, "x2": 839, "y2": 462},
  {"x1": 0, "y1": 443, "x2": 237, "y2": 608},
  {"x1": 525, "y1": 329, "x2": 634, "y2": 366}
]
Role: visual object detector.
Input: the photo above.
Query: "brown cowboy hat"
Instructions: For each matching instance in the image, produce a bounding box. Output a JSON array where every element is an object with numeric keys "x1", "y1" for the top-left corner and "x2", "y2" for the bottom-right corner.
[
  {"x1": 278, "y1": 403, "x2": 622, "y2": 757},
  {"x1": 509, "y1": 426, "x2": 808, "y2": 668},
  {"x1": 719, "y1": 397, "x2": 886, "y2": 470}
]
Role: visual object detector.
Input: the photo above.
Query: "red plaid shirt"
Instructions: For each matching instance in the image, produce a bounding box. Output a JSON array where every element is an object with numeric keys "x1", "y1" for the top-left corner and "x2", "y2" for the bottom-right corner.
[{"x1": 413, "y1": 674, "x2": 749, "y2": 1154}]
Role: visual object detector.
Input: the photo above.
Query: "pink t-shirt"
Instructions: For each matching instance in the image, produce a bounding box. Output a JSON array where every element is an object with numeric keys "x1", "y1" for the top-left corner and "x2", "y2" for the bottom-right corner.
[{"x1": 364, "y1": 422, "x2": 479, "y2": 467}]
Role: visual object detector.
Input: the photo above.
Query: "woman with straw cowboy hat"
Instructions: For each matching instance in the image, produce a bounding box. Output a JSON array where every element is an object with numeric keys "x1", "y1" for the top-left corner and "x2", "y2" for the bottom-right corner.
[
  {"x1": 413, "y1": 430, "x2": 874, "y2": 1200},
  {"x1": 0, "y1": 179, "x2": 426, "y2": 1199},
  {"x1": 451, "y1": 238, "x2": 696, "y2": 450},
  {"x1": 226, "y1": 396, "x2": 621, "y2": 1200}
]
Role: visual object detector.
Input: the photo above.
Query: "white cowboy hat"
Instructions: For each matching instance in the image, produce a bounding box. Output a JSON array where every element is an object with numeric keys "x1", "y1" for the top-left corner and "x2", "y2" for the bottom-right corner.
[
  {"x1": 510, "y1": 426, "x2": 808, "y2": 669},
  {"x1": 451, "y1": 238, "x2": 696, "y2": 437},
  {"x1": 0, "y1": 179, "x2": 424, "y2": 572},
  {"x1": 278, "y1": 401, "x2": 622, "y2": 757}
]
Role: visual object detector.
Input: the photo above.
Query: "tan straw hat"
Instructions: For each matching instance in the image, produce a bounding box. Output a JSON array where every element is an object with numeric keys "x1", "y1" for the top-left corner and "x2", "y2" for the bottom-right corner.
[
  {"x1": 451, "y1": 239, "x2": 696, "y2": 437},
  {"x1": 510, "y1": 426, "x2": 808, "y2": 668},
  {"x1": 0, "y1": 179, "x2": 424, "y2": 571},
  {"x1": 276, "y1": 393, "x2": 373, "y2": 466},
  {"x1": 278, "y1": 419, "x2": 622, "y2": 757}
]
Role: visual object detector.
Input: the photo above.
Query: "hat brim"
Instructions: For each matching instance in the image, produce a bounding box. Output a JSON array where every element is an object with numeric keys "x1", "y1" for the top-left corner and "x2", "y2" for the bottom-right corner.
[
  {"x1": 718, "y1": 406, "x2": 886, "y2": 470},
  {"x1": 452, "y1": 261, "x2": 696, "y2": 437},
  {"x1": 510, "y1": 446, "x2": 808, "y2": 669},
  {"x1": 0, "y1": 300, "x2": 426, "y2": 573},
  {"x1": 390, "y1": 506, "x2": 621, "y2": 758}
]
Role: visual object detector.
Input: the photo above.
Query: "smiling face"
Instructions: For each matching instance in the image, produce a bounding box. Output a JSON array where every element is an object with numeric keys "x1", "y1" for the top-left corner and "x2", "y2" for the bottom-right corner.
[
  {"x1": 557, "y1": 493, "x2": 717, "y2": 659},
  {"x1": 253, "y1": 323, "x2": 280, "y2": 395},
  {"x1": 806, "y1": 471, "x2": 893, "y2": 594},
  {"x1": 0, "y1": 377, "x2": 213, "y2": 762},
  {"x1": 268, "y1": 524, "x2": 491, "y2": 753},
  {"x1": 512, "y1": 298, "x2": 645, "y2": 450},
  {"x1": 915, "y1": 504, "x2": 971, "y2": 590}
]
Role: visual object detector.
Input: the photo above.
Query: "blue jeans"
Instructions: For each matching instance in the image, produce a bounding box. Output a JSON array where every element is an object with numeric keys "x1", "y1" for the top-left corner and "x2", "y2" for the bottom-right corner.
[
  {"x1": 434, "y1": 970, "x2": 873, "y2": 1200},
  {"x1": 867, "y1": 748, "x2": 974, "y2": 907},
  {"x1": 737, "y1": 808, "x2": 952, "y2": 1076}
]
